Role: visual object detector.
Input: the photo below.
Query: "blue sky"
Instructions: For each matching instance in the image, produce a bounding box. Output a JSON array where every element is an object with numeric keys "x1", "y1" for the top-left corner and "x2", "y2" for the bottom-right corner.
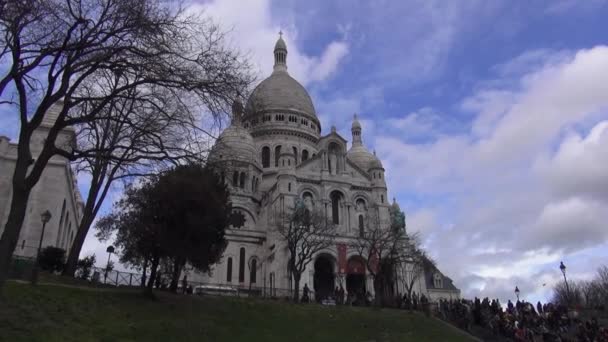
[
  {"x1": 2, "y1": 0, "x2": 608, "y2": 305},
  {"x1": 191, "y1": 0, "x2": 608, "y2": 305}
]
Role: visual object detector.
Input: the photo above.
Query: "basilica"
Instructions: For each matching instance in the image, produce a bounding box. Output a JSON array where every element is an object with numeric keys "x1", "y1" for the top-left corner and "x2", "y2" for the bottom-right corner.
[{"x1": 195, "y1": 34, "x2": 459, "y2": 302}]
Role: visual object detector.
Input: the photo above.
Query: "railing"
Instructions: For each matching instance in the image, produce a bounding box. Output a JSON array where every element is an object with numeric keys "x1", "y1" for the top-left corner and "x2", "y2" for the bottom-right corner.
[{"x1": 87, "y1": 267, "x2": 304, "y2": 300}]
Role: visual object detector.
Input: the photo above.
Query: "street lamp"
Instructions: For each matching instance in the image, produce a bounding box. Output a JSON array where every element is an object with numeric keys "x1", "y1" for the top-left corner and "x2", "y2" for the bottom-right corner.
[
  {"x1": 560, "y1": 261, "x2": 570, "y2": 305},
  {"x1": 31, "y1": 210, "x2": 52, "y2": 285},
  {"x1": 104, "y1": 245, "x2": 115, "y2": 284},
  {"x1": 514, "y1": 286, "x2": 520, "y2": 301}
]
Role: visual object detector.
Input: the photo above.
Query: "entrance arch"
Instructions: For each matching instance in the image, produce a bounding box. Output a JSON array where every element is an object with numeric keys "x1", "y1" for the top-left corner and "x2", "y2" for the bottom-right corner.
[
  {"x1": 313, "y1": 254, "x2": 335, "y2": 302},
  {"x1": 346, "y1": 256, "x2": 366, "y2": 304}
]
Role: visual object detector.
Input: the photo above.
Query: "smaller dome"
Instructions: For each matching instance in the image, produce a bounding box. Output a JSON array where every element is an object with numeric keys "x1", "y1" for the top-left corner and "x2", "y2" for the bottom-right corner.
[
  {"x1": 369, "y1": 150, "x2": 383, "y2": 169},
  {"x1": 347, "y1": 144, "x2": 376, "y2": 171},
  {"x1": 391, "y1": 198, "x2": 401, "y2": 212},
  {"x1": 275, "y1": 36, "x2": 287, "y2": 51},
  {"x1": 209, "y1": 124, "x2": 257, "y2": 165}
]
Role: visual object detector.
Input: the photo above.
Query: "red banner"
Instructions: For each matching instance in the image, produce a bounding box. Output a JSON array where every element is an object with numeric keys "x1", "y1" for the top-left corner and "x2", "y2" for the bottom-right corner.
[{"x1": 337, "y1": 243, "x2": 347, "y2": 274}]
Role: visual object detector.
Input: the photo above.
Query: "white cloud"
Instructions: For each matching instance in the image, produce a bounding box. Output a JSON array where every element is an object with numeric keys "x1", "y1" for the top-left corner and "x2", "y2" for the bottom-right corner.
[
  {"x1": 376, "y1": 45, "x2": 608, "y2": 304},
  {"x1": 188, "y1": 0, "x2": 349, "y2": 87}
]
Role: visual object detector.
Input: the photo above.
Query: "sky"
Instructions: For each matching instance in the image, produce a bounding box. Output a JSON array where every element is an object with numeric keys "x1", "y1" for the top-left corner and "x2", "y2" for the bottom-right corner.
[{"x1": 1, "y1": 0, "x2": 608, "y2": 306}]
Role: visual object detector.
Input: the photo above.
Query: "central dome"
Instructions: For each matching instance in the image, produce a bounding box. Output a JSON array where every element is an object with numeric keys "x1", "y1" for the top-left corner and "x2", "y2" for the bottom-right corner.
[
  {"x1": 245, "y1": 71, "x2": 316, "y2": 117},
  {"x1": 243, "y1": 33, "x2": 320, "y2": 139}
]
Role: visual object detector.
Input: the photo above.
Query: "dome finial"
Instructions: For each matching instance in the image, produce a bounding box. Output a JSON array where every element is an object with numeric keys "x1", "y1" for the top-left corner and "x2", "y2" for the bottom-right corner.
[
  {"x1": 274, "y1": 31, "x2": 288, "y2": 72},
  {"x1": 351, "y1": 113, "x2": 362, "y2": 146}
]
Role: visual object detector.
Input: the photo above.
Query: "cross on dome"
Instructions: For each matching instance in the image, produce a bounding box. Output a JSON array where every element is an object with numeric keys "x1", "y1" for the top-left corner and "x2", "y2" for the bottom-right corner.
[{"x1": 273, "y1": 31, "x2": 288, "y2": 72}]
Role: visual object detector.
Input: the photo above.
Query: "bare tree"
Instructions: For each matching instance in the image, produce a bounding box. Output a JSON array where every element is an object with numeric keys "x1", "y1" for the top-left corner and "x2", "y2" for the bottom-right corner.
[
  {"x1": 63, "y1": 84, "x2": 219, "y2": 277},
  {"x1": 399, "y1": 232, "x2": 434, "y2": 301},
  {"x1": 351, "y1": 204, "x2": 407, "y2": 305},
  {"x1": 0, "y1": 0, "x2": 252, "y2": 286},
  {"x1": 552, "y1": 280, "x2": 583, "y2": 307},
  {"x1": 274, "y1": 201, "x2": 336, "y2": 302}
]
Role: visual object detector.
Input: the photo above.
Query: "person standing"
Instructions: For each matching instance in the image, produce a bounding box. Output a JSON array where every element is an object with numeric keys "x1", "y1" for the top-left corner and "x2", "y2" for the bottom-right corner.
[{"x1": 181, "y1": 275, "x2": 188, "y2": 294}]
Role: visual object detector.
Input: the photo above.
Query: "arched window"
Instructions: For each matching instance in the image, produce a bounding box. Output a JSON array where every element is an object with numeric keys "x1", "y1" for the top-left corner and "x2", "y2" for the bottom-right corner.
[
  {"x1": 239, "y1": 247, "x2": 245, "y2": 282},
  {"x1": 358, "y1": 215, "x2": 364, "y2": 237},
  {"x1": 288, "y1": 183, "x2": 291, "y2": 192},
  {"x1": 239, "y1": 172, "x2": 246, "y2": 189},
  {"x1": 274, "y1": 145, "x2": 282, "y2": 167},
  {"x1": 330, "y1": 191, "x2": 342, "y2": 225},
  {"x1": 434, "y1": 273, "x2": 443, "y2": 288},
  {"x1": 302, "y1": 149, "x2": 309, "y2": 162},
  {"x1": 255, "y1": 178, "x2": 259, "y2": 192},
  {"x1": 381, "y1": 195, "x2": 384, "y2": 203},
  {"x1": 251, "y1": 176, "x2": 256, "y2": 191},
  {"x1": 262, "y1": 146, "x2": 270, "y2": 168},
  {"x1": 220, "y1": 171, "x2": 225, "y2": 184},
  {"x1": 250, "y1": 258, "x2": 257, "y2": 283},
  {"x1": 292, "y1": 147, "x2": 298, "y2": 165},
  {"x1": 226, "y1": 258, "x2": 233, "y2": 282},
  {"x1": 232, "y1": 171, "x2": 239, "y2": 186}
]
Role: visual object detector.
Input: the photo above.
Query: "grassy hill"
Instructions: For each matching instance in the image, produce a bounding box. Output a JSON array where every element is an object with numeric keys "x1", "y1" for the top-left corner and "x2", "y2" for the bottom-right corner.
[{"x1": 0, "y1": 282, "x2": 475, "y2": 342}]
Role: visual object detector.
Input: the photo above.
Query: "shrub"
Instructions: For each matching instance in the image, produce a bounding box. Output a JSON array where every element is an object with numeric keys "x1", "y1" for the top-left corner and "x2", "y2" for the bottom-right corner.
[
  {"x1": 75, "y1": 255, "x2": 96, "y2": 280},
  {"x1": 38, "y1": 247, "x2": 66, "y2": 272}
]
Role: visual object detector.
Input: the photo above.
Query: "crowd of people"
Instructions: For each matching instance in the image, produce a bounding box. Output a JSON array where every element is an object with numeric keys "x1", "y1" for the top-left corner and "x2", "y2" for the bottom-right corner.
[{"x1": 438, "y1": 297, "x2": 608, "y2": 341}]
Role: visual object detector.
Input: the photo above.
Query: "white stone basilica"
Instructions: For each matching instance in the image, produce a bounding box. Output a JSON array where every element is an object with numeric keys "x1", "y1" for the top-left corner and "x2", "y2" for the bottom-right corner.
[{"x1": 195, "y1": 35, "x2": 459, "y2": 302}]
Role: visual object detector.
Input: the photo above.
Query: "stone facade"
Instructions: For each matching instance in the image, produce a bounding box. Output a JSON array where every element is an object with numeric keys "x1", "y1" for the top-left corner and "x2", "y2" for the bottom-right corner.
[
  {"x1": 0, "y1": 103, "x2": 84, "y2": 258},
  {"x1": 192, "y1": 35, "x2": 459, "y2": 302}
]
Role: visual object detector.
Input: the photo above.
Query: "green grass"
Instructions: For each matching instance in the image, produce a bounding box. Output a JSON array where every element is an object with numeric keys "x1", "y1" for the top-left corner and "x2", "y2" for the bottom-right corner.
[{"x1": 0, "y1": 282, "x2": 474, "y2": 342}]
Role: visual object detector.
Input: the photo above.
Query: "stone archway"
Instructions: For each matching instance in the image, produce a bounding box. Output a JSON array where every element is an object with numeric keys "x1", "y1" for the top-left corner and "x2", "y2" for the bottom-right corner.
[
  {"x1": 346, "y1": 256, "x2": 366, "y2": 304},
  {"x1": 313, "y1": 254, "x2": 335, "y2": 302}
]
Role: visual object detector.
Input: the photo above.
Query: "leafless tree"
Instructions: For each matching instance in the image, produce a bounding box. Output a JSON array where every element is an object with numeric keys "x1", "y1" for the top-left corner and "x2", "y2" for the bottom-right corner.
[
  {"x1": 351, "y1": 204, "x2": 408, "y2": 305},
  {"x1": 62, "y1": 84, "x2": 221, "y2": 277},
  {"x1": 552, "y1": 280, "x2": 583, "y2": 307},
  {"x1": 399, "y1": 232, "x2": 435, "y2": 301},
  {"x1": 274, "y1": 201, "x2": 336, "y2": 302},
  {"x1": 0, "y1": 0, "x2": 253, "y2": 287}
]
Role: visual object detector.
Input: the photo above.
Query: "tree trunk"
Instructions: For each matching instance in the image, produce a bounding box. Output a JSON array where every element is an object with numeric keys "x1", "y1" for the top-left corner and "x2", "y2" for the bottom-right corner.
[
  {"x1": 63, "y1": 213, "x2": 95, "y2": 277},
  {"x1": 169, "y1": 258, "x2": 182, "y2": 293},
  {"x1": 141, "y1": 257, "x2": 149, "y2": 288},
  {"x1": 373, "y1": 276, "x2": 382, "y2": 306},
  {"x1": 145, "y1": 253, "x2": 160, "y2": 296},
  {"x1": 293, "y1": 273, "x2": 301, "y2": 303},
  {"x1": 0, "y1": 162, "x2": 32, "y2": 288}
]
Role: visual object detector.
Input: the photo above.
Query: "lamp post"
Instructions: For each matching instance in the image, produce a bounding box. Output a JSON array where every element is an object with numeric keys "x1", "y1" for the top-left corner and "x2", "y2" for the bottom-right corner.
[
  {"x1": 514, "y1": 286, "x2": 520, "y2": 301},
  {"x1": 104, "y1": 245, "x2": 115, "y2": 284},
  {"x1": 31, "y1": 210, "x2": 52, "y2": 285},
  {"x1": 560, "y1": 261, "x2": 570, "y2": 306}
]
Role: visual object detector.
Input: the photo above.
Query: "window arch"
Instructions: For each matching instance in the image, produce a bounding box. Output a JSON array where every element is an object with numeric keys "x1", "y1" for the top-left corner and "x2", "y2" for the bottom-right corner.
[
  {"x1": 355, "y1": 198, "x2": 367, "y2": 212},
  {"x1": 274, "y1": 145, "x2": 282, "y2": 167},
  {"x1": 226, "y1": 258, "x2": 233, "y2": 282},
  {"x1": 262, "y1": 146, "x2": 270, "y2": 168},
  {"x1": 292, "y1": 147, "x2": 298, "y2": 165},
  {"x1": 232, "y1": 171, "x2": 239, "y2": 186},
  {"x1": 250, "y1": 258, "x2": 257, "y2": 283},
  {"x1": 330, "y1": 191, "x2": 343, "y2": 225},
  {"x1": 302, "y1": 149, "x2": 309, "y2": 162},
  {"x1": 239, "y1": 172, "x2": 246, "y2": 189},
  {"x1": 239, "y1": 247, "x2": 245, "y2": 282},
  {"x1": 358, "y1": 215, "x2": 364, "y2": 237}
]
